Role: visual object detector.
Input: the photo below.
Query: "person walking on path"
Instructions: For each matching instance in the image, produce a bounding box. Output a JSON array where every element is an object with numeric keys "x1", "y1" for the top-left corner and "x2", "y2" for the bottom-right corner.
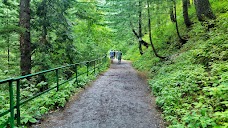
[
  {"x1": 115, "y1": 50, "x2": 118, "y2": 59},
  {"x1": 113, "y1": 50, "x2": 116, "y2": 59},
  {"x1": 117, "y1": 50, "x2": 122, "y2": 64},
  {"x1": 31, "y1": 60, "x2": 165, "y2": 128},
  {"x1": 109, "y1": 50, "x2": 114, "y2": 63}
]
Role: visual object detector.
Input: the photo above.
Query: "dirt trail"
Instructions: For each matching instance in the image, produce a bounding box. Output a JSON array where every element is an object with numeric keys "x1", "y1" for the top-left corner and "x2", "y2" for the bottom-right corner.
[{"x1": 32, "y1": 60, "x2": 165, "y2": 128}]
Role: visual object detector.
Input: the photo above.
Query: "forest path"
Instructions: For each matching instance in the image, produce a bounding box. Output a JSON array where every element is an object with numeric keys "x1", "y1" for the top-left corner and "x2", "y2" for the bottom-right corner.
[{"x1": 32, "y1": 59, "x2": 165, "y2": 128}]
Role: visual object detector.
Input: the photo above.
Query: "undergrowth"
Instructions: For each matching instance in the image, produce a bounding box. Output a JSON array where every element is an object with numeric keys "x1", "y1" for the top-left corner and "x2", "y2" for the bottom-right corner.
[
  {"x1": 0, "y1": 62, "x2": 109, "y2": 127},
  {"x1": 125, "y1": 1, "x2": 228, "y2": 127}
]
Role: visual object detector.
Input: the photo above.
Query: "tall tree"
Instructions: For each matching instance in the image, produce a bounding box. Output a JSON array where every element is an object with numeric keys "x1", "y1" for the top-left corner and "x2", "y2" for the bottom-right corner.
[
  {"x1": 131, "y1": 0, "x2": 149, "y2": 55},
  {"x1": 194, "y1": 0, "x2": 216, "y2": 21},
  {"x1": 20, "y1": 0, "x2": 31, "y2": 75},
  {"x1": 187, "y1": 0, "x2": 190, "y2": 5},
  {"x1": 169, "y1": 4, "x2": 176, "y2": 22},
  {"x1": 172, "y1": 0, "x2": 187, "y2": 45},
  {"x1": 147, "y1": 0, "x2": 166, "y2": 59},
  {"x1": 37, "y1": 0, "x2": 48, "y2": 46},
  {"x1": 182, "y1": 0, "x2": 192, "y2": 27},
  {"x1": 103, "y1": 0, "x2": 149, "y2": 55},
  {"x1": 130, "y1": 25, "x2": 149, "y2": 49},
  {"x1": 138, "y1": 0, "x2": 143, "y2": 55}
]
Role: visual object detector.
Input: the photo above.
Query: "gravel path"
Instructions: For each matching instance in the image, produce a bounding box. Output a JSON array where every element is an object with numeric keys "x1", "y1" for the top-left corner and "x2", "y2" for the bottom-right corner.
[{"x1": 32, "y1": 60, "x2": 165, "y2": 128}]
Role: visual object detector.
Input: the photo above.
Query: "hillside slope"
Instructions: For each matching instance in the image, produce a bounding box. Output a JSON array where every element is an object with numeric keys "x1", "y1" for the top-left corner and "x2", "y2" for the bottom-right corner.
[{"x1": 125, "y1": 0, "x2": 228, "y2": 127}]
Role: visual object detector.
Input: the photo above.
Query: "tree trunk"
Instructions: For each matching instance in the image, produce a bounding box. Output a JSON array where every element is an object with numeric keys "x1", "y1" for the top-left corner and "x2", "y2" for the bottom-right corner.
[
  {"x1": 169, "y1": 5, "x2": 176, "y2": 22},
  {"x1": 138, "y1": 0, "x2": 143, "y2": 55},
  {"x1": 173, "y1": 0, "x2": 187, "y2": 45},
  {"x1": 194, "y1": 0, "x2": 216, "y2": 21},
  {"x1": 38, "y1": 0, "x2": 48, "y2": 84},
  {"x1": 147, "y1": 0, "x2": 166, "y2": 59},
  {"x1": 182, "y1": 0, "x2": 192, "y2": 27},
  {"x1": 187, "y1": 0, "x2": 191, "y2": 6},
  {"x1": 20, "y1": 0, "x2": 31, "y2": 76},
  {"x1": 131, "y1": 27, "x2": 149, "y2": 48}
]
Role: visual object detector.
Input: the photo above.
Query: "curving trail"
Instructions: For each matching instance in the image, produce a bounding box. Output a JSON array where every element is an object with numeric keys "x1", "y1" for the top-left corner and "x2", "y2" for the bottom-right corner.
[{"x1": 32, "y1": 60, "x2": 165, "y2": 128}]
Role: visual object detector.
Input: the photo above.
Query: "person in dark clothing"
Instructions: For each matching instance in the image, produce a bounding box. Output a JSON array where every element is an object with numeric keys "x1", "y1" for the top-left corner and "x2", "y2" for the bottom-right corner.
[
  {"x1": 117, "y1": 50, "x2": 122, "y2": 64},
  {"x1": 113, "y1": 50, "x2": 116, "y2": 59}
]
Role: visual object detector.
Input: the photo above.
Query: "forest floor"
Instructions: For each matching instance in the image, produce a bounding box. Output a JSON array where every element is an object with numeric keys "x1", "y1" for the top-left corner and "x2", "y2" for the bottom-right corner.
[{"x1": 31, "y1": 59, "x2": 165, "y2": 128}]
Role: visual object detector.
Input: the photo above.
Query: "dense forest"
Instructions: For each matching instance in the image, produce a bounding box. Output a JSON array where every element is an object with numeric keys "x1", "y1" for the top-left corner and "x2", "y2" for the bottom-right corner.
[{"x1": 0, "y1": 0, "x2": 227, "y2": 127}]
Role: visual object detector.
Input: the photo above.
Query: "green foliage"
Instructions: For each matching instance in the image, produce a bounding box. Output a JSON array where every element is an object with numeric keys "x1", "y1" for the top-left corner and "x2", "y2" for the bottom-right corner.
[
  {"x1": 0, "y1": 26, "x2": 25, "y2": 34},
  {"x1": 125, "y1": 0, "x2": 228, "y2": 127},
  {"x1": 0, "y1": 0, "x2": 227, "y2": 127},
  {"x1": 0, "y1": 1, "x2": 111, "y2": 126},
  {"x1": 0, "y1": 0, "x2": 111, "y2": 79},
  {"x1": 211, "y1": 0, "x2": 228, "y2": 14},
  {"x1": 21, "y1": 114, "x2": 37, "y2": 124},
  {"x1": 0, "y1": 60, "x2": 108, "y2": 127}
]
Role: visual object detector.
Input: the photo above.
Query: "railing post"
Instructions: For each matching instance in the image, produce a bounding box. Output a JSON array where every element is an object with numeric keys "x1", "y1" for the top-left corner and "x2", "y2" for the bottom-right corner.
[
  {"x1": 75, "y1": 64, "x2": 78, "y2": 85},
  {"x1": 9, "y1": 80, "x2": 14, "y2": 128},
  {"x1": 86, "y1": 62, "x2": 89, "y2": 76},
  {"x1": 56, "y1": 69, "x2": 59, "y2": 91},
  {"x1": 16, "y1": 80, "x2": 21, "y2": 126}
]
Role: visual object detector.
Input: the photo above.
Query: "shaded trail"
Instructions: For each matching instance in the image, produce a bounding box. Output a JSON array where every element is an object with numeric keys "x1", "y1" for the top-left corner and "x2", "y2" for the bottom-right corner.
[{"x1": 32, "y1": 60, "x2": 165, "y2": 128}]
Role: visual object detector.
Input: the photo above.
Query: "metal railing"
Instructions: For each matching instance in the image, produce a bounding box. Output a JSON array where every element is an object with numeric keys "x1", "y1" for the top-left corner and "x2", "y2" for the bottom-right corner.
[{"x1": 0, "y1": 55, "x2": 107, "y2": 128}]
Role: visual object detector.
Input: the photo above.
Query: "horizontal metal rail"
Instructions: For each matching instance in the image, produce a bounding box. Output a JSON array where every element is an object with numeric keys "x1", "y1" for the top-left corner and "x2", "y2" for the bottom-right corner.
[{"x1": 0, "y1": 55, "x2": 108, "y2": 128}]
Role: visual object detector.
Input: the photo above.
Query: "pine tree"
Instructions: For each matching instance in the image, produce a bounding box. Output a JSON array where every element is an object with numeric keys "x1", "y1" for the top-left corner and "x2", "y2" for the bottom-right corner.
[{"x1": 19, "y1": 0, "x2": 31, "y2": 75}]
